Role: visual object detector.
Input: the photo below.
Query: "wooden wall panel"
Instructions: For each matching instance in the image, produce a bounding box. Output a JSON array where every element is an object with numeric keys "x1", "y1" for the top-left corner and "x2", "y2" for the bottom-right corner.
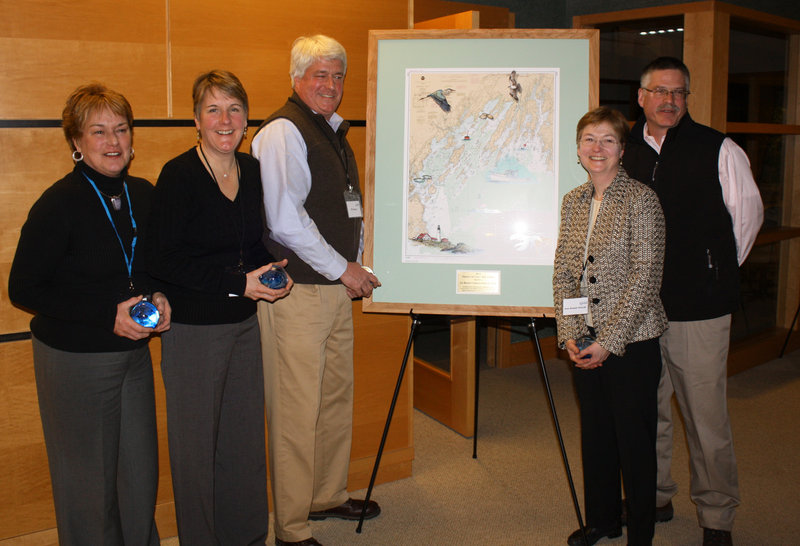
[
  {"x1": 414, "y1": 0, "x2": 512, "y2": 28},
  {"x1": 0, "y1": 129, "x2": 72, "y2": 334},
  {"x1": 167, "y1": 0, "x2": 408, "y2": 120},
  {"x1": 0, "y1": 0, "x2": 167, "y2": 119},
  {"x1": 0, "y1": 340, "x2": 55, "y2": 535},
  {"x1": 350, "y1": 309, "x2": 413, "y2": 476},
  {"x1": 128, "y1": 127, "x2": 200, "y2": 184},
  {"x1": 0, "y1": 0, "x2": 165, "y2": 42},
  {"x1": 0, "y1": 37, "x2": 168, "y2": 118}
]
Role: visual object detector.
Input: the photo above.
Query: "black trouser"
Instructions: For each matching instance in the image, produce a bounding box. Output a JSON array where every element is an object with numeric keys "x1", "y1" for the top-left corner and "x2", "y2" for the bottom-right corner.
[{"x1": 573, "y1": 337, "x2": 661, "y2": 546}]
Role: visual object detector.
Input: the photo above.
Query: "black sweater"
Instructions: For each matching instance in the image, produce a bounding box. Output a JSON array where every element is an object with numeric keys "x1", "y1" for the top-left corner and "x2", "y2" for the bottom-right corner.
[
  {"x1": 143, "y1": 148, "x2": 273, "y2": 325},
  {"x1": 9, "y1": 163, "x2": 156, "y2": 352}
]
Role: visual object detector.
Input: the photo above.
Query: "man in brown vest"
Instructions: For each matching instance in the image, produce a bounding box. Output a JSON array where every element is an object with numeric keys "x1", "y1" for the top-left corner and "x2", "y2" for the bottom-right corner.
[{"x1": 251, "y1": 34, "x2": 381, "y2": 546}]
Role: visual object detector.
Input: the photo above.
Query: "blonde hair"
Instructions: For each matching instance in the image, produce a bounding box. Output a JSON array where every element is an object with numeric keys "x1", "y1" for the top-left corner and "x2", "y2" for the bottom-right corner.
[
  {"x1": 192, "y1": 69, "x2": 249, "y2": 118},
  {"x1": 62, "y1": 83, "x2": 133, "y2": 152}
]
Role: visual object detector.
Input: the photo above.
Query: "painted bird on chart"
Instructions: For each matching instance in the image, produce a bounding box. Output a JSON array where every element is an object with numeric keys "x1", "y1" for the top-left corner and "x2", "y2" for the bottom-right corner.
[
  {"x1": 420, "y1": 88, "x2": 455, "y2": 112},
  {"x1": 508, "y1": 70, "x2": 521, "y2": 102}
]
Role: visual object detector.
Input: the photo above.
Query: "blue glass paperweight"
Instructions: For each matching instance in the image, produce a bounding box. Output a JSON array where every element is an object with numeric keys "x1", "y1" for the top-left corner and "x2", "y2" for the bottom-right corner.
[
  {"x1": 130, "y1": 296, "x2": 159, "y2": 328},
  {"x1": 575, "y1": 335, "x2": 595, "y2": 351},
  {"x1": 259, "y1": 265, "x2": 288, "y2": 289},
  {"x1": 575, "y1": 335, "x2": 595, "y2": 360}
]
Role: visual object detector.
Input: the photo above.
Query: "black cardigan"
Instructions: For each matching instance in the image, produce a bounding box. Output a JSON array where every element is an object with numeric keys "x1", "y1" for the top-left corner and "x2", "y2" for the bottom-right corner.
[
  {"x1": 9, "y1": 163, "x2": 156, "y2": 352},
  {"x1": 143, "y1": 148, "x2": 273, "y2": 325}
]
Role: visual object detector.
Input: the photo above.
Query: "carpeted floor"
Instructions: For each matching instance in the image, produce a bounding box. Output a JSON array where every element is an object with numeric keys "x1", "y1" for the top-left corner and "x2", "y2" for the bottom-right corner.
[{"x1": 163, "y1": 349, "x2": 800, "y2": 545}]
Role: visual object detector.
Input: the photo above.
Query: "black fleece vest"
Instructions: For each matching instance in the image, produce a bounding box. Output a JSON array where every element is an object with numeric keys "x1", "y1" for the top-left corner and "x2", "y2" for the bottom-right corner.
[
  {"x1": 254, "y1": 94, "x2": 361, "y2": 285},
  {"x1": 623, "y1": 114, "x2": 739, "y2": 321}
]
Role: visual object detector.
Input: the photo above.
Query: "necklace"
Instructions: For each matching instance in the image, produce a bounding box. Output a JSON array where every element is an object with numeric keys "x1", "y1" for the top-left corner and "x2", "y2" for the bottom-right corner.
[
  {"x1": 198, "y1": 144, "x2": 239, "y2": 185},
  {"x1": 83, "y1": 173, "x2": 137, "y2": 290},
  {"x1": 196, "y1": 144, "x2": 246, "y2": 272},
  {"x1": 96, "y1": 188, "x2": 123, "y2": 210}
]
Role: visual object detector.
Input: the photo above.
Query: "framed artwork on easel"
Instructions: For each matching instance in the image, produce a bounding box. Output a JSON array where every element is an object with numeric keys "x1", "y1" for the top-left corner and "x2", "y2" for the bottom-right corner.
[{"x1": 362, "y1": 28, "x2": 599, "y2": 317}]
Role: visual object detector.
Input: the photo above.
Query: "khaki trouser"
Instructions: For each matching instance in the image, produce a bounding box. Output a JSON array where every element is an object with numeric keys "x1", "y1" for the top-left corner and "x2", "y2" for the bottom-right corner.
[
  {"x1": 258, "y1": 284, "x2": 353, "y2": 542},
  {"x1": 656, "y1": 315, "x2": 740, "y2": 531}
]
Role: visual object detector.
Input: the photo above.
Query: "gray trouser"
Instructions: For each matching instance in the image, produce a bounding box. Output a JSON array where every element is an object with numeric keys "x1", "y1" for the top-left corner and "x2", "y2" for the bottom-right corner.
[
  {"x1": 32, "y1": 336, "x2": 160, "y2": 546},
  {"x1": 161, "y1": 316, "x2": 268, "y2": 546}
]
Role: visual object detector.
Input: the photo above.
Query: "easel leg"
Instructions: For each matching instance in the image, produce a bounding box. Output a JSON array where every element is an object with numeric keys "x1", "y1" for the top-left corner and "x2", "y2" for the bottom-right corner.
[
  {"x1": 356, "y1": 312, "x2": 422, "y2": 532},
  {"x1": 780, "y1": 299, "x2": 800, "y2": 358},
  {"x1": 528, "y1": 317, "x2": 589, "y2": 546},
  {"x1": 473, "y1": 317, "x2": 481, "y2": 459}
]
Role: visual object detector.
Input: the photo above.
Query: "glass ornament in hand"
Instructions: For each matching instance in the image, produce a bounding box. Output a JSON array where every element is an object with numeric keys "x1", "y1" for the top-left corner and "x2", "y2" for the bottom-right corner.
[
  {"x1": 575, "y1": 335, "x2": 595, "y2": 359},
  {"x1": 130, "y1": 296, "x2": 160, "y2": 328},
  {"x1": 259, "y1": 265, "x2": 288, "y2": 289}
]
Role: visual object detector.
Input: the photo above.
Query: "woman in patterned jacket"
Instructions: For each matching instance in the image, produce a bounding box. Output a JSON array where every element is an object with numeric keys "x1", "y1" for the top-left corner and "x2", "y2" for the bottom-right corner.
[{"x1": 554, "y1": 106, "x2": 667, "y2": 546}]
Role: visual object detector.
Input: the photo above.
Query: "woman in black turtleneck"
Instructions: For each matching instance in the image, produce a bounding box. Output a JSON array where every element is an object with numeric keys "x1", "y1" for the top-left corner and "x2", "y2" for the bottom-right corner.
[{"x1": 8, "y1": 83, "x2": 169, "y2": 546}]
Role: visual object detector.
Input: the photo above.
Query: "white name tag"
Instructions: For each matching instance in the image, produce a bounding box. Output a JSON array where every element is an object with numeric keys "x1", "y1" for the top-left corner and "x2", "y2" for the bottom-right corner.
[
  {"x1": 563, "y1": 297, "x2": 588, "y2": 315},
  {"x1": 344, "y1": 189, "x2": 363, "y2": 219}
]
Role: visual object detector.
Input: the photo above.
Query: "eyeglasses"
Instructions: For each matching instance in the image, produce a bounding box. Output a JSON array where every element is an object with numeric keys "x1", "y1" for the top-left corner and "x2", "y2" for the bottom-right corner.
[
  {"x1": 579, "y1": 136, "x2": 620, "y2": 148},
  {"x1": 641, "y1": 87, "x2": 690, "y2": 100}
]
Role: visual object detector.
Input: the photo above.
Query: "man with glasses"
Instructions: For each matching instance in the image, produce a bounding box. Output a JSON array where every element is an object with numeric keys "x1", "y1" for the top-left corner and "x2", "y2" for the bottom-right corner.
[{"x1": 622, "y1": 57, "x2": 763, "y2": 546}]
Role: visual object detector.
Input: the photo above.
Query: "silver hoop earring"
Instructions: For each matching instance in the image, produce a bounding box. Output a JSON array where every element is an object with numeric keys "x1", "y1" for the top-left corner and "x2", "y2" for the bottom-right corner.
[
  {"x1": 72, "y1": 150, "x2": 83, "y2": 162},
  {"x1": 130, "y1": 148, "x2": 135, "y2": 159},
  {"x1": 243, "y1": 127, "x2": 248, "y2": 139}
]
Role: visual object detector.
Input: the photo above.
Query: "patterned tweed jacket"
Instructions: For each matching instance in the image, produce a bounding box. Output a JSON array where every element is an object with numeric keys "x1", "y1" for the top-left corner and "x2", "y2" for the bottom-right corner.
[{"x1": 553, "y1": 167, "x2": 668, "y2": 356}]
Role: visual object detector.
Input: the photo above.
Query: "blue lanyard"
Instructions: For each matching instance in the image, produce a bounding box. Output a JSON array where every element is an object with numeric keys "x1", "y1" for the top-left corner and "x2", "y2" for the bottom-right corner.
[{"x1": 83, "y1": 173, "x2": 137, "y2": 289}]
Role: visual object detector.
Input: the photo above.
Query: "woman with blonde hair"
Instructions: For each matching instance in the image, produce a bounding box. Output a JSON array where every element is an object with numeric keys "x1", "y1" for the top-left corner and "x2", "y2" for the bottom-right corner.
[{"x1": 145, "y1": 69, "x2": 291, "y2": 545}]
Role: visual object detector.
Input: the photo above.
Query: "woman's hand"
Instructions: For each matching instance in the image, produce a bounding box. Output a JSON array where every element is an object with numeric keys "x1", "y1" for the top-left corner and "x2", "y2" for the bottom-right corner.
[
  {"x1": 114, "y1": 296, "x2": 156, "y2": 340},
  {"x1": 151, "y1": 292, "x2": 172, "y2": 332},
  {"x1": 566, "y1": 338, "x2": 610, "y2": 370},
  {"x1": 244, "y1": 259, "x2": 293, "y2": 302}
]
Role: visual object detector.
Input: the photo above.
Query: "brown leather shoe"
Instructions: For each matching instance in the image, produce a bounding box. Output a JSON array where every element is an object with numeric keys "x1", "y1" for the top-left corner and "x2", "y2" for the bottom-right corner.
[
  {"x1": 308, "y1": 498, "x2": 381, "y2": 521},
  {"x1": 703, "y1": 528, "x2": 733, "y2": 545},
  {"x1": 275, "y1": 538, "x2": 323, "y2": 546}
]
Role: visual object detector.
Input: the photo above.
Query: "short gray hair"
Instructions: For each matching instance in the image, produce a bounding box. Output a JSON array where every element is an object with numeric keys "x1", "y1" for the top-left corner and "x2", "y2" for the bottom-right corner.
[
  {"x1": 640, "y1": 56, "x2": 690, "y2": 90},
  {"x1": 290, "y1": 35, "x2": 347, "y2": 87}
]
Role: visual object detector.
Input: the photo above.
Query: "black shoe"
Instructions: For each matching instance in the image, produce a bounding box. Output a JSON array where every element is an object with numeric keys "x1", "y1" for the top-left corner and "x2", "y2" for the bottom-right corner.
[
  {"x1": 703, "y1": 528, "x2": 733, "y2": 546},
  {"x1": 308, "y1": 498, "x2": 381, "y2": 521},
  {"x1": 567, "y1": 526, "x2": 622, "y2": 546},
  {"x1": 620, "y1": 499, "x2": 674, "y2": 526},
  {"x1": 275, "y1": 538, "x2": 323, "y2": 546}
]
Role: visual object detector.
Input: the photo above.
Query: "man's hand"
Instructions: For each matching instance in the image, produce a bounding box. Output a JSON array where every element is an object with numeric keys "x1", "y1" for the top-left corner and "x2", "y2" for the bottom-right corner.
[{"x1": 340, "y1": 262, "x2": 381, "y2": 299}]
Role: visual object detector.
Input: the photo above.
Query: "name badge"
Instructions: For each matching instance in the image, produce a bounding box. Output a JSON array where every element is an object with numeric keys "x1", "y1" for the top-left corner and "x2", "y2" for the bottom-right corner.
[
  {"x1": 563, "y1": 297, "x2": 588, "y2": 315},
  {"x1": 344, "y1": 189, "x2": 363, "y2": 219}
]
